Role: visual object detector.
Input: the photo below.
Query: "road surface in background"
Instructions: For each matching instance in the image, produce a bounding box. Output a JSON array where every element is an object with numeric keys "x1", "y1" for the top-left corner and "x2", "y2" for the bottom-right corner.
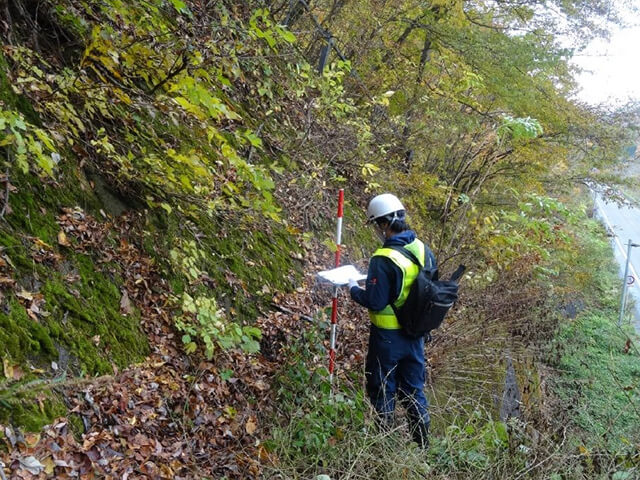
[{"x1": 593, "y1": 192, "x2": 640, "y2": 331}]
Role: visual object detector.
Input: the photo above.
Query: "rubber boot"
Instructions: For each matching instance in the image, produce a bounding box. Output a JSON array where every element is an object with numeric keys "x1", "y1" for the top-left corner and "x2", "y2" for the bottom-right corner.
[{"x1": 410, "y1": 420, "x2": 430, "y2": 449}]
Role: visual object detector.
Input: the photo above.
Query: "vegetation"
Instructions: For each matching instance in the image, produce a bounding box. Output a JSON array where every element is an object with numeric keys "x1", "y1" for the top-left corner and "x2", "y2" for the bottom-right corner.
[
  {"x1": 0, "y1": 0, "x2": 638, "y2": 478},
  {"x1": 263, "y1": 190, "x2": 640, "y2": 479}
]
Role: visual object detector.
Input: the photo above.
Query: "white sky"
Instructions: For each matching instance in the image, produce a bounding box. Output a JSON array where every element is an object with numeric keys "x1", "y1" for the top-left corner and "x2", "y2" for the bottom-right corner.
[{"x1": 571, "y1": 24, "x2": 640, "y2": 106}]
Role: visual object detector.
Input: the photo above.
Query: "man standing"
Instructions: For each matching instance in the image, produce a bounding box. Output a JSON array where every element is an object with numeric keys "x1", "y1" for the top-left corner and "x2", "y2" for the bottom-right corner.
[{"x1": 348, "y1": 193, "x2": 432, "y2": 448}]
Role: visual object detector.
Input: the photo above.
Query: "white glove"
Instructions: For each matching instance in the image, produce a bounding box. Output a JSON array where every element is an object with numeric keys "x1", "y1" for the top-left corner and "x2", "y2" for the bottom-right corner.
[{"x1": 348, "y1": 278, "x2": 358, "y2": 289}]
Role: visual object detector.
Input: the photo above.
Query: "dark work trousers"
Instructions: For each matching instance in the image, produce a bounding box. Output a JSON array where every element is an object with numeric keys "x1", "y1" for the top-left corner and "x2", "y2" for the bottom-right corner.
[{"x1": 365, "y1": 324, "x2": 430, "y2": 430}]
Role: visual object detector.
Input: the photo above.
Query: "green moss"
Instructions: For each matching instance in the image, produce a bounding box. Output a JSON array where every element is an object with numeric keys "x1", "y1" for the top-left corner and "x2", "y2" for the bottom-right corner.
[
  {"x1": 0, "y1": 298, "x2": 57, "y2": 362},
  {"x1": 6, "y1": 164, "x2": 103, "y2": 245},
  {"x1": 0, "y1": 258, "x2": 149, "y2": 376},
  {"x1": 0, "y1": 229, "x2": 148, "y2": 374},
  {"x1": 211, "y1": 225, "x2": 301, "y2": 319},
  {"x1": 67, "y1": 411, "x2": 85, "y2": 440},
  {"x1": 41, "y1": 254, "x2": 149, "y2": 374},
  {"x1": 0, "y1": 152, "x2": 148, "y2": 374},
  {"x1": 0, "y1": 169, "x2": 150, "y2": 375},
  {"x1": 0, "y1": 392, "x2": 67, "y2": 432}
]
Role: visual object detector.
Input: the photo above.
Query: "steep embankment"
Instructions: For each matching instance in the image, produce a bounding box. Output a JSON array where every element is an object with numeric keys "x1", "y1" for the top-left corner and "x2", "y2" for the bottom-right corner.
[{"x1": 0, "y1": 1, "x2": 346, "y2": 477}]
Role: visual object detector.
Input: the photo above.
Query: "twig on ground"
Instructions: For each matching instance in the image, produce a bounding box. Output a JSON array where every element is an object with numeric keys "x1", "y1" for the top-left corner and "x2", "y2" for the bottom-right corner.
[
  {"x1": 271, "y1": 303, "x2": 315, "y2": 323},
  {"x1": 0, "y1": 373, "x2": 114, "y2": 398}
]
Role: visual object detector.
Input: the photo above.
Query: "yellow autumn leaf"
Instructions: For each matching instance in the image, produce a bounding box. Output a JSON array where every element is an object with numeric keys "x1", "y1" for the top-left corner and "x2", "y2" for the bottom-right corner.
[
  {"x1": 2, "y1": 357, "x2": 13, "y2": 379},
  {"x1": 16, "y1": 289, "x2": 33, "y2": 301},
  {"x1": 57, "y1": 230, "x2": 71, "y2": 247},
  {"x1": 33, "y1": 238, "x2": 53, "y2": 249},
  {"x1": 42, "y1": 456, "x2": 55, "y2": 475}
]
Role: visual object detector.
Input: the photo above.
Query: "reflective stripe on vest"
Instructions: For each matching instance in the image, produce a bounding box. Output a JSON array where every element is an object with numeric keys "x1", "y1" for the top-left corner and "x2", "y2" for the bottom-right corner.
[{"x1": 368, "y1": 239, "x2": 425, "y2": 329}]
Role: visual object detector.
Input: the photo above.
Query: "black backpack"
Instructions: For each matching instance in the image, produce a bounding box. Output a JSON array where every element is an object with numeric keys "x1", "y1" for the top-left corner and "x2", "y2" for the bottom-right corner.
[{"x1": 389, "y1": 245, "x2": 465, "y2": 339}]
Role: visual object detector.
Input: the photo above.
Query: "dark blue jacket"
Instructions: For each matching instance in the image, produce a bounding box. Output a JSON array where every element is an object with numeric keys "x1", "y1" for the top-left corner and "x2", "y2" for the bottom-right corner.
[{"x1": 350, "y1": 230, "x2": 417, "y2": 312}]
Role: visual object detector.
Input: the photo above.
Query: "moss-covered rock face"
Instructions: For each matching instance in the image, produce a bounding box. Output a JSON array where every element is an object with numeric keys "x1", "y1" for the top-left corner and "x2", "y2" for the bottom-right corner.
[
  {"x1": 0, "y1": 391, "x2": 67, "y2": 433},
  {"x1": 0, "y1": 169, "x2": 149, "y2": 373},
  {"x1": 41, "y1": 255, "x2": 149, "y2": 374},
  {"x1": 147, "y1": 210, "x2": 302, "y2": 322},
  {"x1": 0, "y1": 0, "x2": 310, "y2": 434},
  {"x1": 0, "y1": 297, "x2": 57, "y2": 362},
  {"x1": 0, "y1": 162, "x2": 150, "y2": 429},
  {"x1": 0, "y1": 240, "x2": 150, "y2": 377}
]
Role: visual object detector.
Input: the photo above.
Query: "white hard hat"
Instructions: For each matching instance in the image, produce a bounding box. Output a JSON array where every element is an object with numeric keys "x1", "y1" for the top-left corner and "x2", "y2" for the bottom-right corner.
[{"x1": 366, "y1": 193, "x2": 405, "y2": 222}]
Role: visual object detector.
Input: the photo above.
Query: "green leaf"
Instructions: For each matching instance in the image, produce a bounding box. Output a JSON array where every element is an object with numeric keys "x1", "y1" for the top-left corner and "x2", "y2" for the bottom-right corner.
[
  {"x1": 34, "y1": 129, "x2": 56, "y2": 151},
  {"x1": 322, "y1": 237, "x2": 337, "y2": 253},
  {"x1": 168, "y1": 0, "x2": 187, "y2": 13},
  {"x1": 12, "y1": 117, "x2": 27, "y2": 131},
  {"x1": 36, "y1": 152, "x2": 54, "y2": 176},
  {"x1": 494, "y1": 421, "x2": 508, "y2": 443},
  {"x1": 278, "y1": 28, "x2": 296, "y2": 44},
  {"x1": 243, "y1": 326, "x2": 262, "y2": 339},
  {"x1": 612, "y1": 471, "x2": 633, "y2": 480},
  {"x1": 245, "y1": 132, "x2": 263, "y2": 148},
  {"x1": 241, "y1": 338, "x2": 260, "y2": 354},
  {"x1": 0, "y1": 134, "x2": 14, "y2": 147}
]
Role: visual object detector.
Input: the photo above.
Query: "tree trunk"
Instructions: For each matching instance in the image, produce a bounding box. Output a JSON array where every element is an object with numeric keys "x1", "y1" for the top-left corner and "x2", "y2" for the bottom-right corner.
[
  {"x1": 0, "y1": 0, "x2": 14, "y2": 45},
  {"x1": 416, "y1": 34, "x2": 431, "y2": 83}
]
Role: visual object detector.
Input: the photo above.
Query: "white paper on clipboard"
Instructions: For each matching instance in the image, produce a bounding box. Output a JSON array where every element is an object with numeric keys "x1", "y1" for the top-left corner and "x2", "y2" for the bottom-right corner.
[{"x1": 317, "y1": 265, "x2": 367, "y2": 286}]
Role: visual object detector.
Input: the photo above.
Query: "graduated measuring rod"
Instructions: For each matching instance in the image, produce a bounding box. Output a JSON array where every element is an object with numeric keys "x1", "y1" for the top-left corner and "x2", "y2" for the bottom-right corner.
[{"x1": 328, "y1": 189, "x2": 344, "y2": 384}]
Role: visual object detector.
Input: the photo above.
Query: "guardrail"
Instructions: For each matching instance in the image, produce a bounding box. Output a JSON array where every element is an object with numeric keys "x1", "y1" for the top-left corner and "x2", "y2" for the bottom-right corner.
[{"x1": 619, "y1": 239, "x2": 640, "y2": 325}]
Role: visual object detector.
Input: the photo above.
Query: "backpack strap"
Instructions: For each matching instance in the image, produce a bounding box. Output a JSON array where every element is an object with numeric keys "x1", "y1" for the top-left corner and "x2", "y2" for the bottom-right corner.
[
  {"x1": 389, "y1": 244, "x2": 439, "y2": 281},
  {"x1": 388, "y1": 245, "x2": 422, "y2": 267}
]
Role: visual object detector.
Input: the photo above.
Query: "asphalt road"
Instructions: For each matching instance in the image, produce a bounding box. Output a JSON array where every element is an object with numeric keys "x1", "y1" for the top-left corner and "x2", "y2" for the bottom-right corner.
[{"x1": 593, "y1": 191, "x2": 640, "y2": 331}]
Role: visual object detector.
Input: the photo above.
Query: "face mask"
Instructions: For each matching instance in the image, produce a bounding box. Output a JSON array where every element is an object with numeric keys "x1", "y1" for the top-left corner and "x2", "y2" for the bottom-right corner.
[{"x1": 375, "y1": 225, "x2": 386, "y2": 243}]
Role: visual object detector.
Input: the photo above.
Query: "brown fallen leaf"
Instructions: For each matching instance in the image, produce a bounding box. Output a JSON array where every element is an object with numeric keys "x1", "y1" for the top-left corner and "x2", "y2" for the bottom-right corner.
[
  {"x1": 24, "y1": 433, "x2": 41, "y2": 448},
  {"x1": 245, "y1": 416, "x2": 258, "y2": 435}
]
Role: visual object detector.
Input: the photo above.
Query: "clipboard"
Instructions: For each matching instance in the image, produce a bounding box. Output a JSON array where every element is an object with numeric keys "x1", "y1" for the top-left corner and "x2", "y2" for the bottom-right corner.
[{"x1": 317, "y1": 265, "x2": 367, "y2": 286}]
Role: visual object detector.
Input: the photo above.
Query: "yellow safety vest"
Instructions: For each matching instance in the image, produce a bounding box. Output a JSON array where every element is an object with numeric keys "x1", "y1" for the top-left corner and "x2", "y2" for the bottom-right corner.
[{"x1": 369, "y1": 238, "x2": 426, "y2": 329}]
